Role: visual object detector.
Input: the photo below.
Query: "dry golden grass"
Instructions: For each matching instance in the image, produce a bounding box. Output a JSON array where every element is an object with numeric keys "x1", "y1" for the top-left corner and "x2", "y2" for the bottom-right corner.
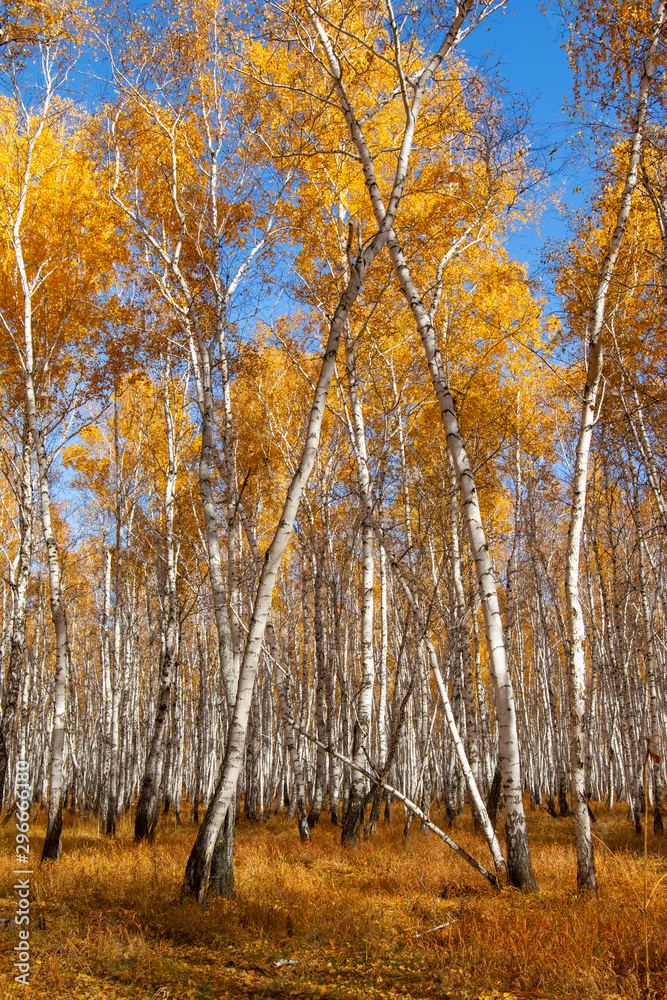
[{"x1": 0, "y1": 799, "x2": 665, "y2": 999}]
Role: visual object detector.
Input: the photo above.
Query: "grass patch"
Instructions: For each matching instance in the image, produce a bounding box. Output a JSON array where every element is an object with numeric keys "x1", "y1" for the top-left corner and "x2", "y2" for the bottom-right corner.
[{"x1": 0, "y1": 800, "x2": 665, "y2": 998}]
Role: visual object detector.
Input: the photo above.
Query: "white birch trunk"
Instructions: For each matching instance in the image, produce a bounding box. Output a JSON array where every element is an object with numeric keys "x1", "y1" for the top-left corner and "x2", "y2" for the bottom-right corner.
[
  {"x1": 135, "y1": 368, "x2": 180, "y2": 840},
  {"x1": 308, "y1": 548, "x2": 328, "y2": 827},
  {"x1": 340, "y1": 322, "x2": 375, "y2": 846},
  {"x1": 364, "y1": 539, "x2": 389, "y2": 838},
  {"x1": 448, "y1": 459, "x2": 481, "y2": 806},
  {"x1": 106, "y1": 404, "x2": 123, "y2": 834}
]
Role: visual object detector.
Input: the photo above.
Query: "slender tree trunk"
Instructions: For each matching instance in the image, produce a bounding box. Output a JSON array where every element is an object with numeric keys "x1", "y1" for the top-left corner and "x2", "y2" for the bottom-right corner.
[
  {"x1": 24, "y1": 358, "x2": 70, "y2": 861},
  {"x1": 628, "y1": 457, "x2": 663, "y2": 832},
  {"x1": 635, "y1": 506, "x2": 664, "y2": 833},
  {"x1": 32, "y1": 408, "x2": 69, "y2": 861},
  {"x1": 172, "y1": 662, "x2": 183, "y2": 824},
  {"x1": 6, "y1": 63, "x2": 68, "y2": 863},
  {"x1": 324, "y1": 599, "x2": 340, "y2": 824},
  {"x1": 449, "y1": 459, "x2": 480, "y2": 809},
  {"x1": 364, "y1": 541, "x2": 388, "y2": 839},
  {"x1": 106, "y1": 438, "x2": 123, "y2": 834},
  {"x1": 308, "y1": 549, "x2": 328, "y2": 827},
  {"x1": 135, "y1": 370, "x2": 180, "y2": 841},
  {"x1": 340, "y1": 321, "x2": 375, "y2": 847},
  {"x1": 192, "y1": 330, "x2": 238, "y2": 892},
  {"x1": 0, "y1": 422, "x2": 32, "y2": 804}
]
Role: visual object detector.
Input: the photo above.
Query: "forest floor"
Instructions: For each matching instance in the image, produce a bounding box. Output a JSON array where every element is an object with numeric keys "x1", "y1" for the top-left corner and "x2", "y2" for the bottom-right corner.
[{"x1": 0, "y1": 799, "x2": 665, "y2": 1000}]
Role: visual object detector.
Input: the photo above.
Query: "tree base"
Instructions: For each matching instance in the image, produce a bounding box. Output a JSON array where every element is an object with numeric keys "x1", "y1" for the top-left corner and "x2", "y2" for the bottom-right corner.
[
  {"x1": 135, "y1": 789, "x2": 159, "y2": 842},
  {"x1": 341, "y1": 794, "x2": 364, "y2": 847},
  {"x1": 307, "y1": 804, "x2": 321, "y2": 828},
  {"x1": 209, "y1": 803, "x2": 236, "y2": 899},
  {"x1": 41, "y1": 799, "x2": 63, "y2": 861}
]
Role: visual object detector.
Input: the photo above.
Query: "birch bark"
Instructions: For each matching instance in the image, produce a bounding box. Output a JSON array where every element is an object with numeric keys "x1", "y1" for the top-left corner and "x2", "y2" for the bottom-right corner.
[
  {"x1": 307, "y1": 547, "x2": 328, "y2": 827},
  {"x1": 340, "y1": 320, "x2": 376, "y2": 846},
  {"x1": 106, "y1": 392, "x2": 123, "y2": 835},
  {"x1": 135, "y1": 366, "x2": 180, "y2": 840}
]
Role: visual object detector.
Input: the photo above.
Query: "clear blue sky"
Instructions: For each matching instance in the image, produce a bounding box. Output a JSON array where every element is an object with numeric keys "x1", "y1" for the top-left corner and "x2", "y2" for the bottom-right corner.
[{"x1": 462, "y1": 0, "x2": 590, "y2": 280}]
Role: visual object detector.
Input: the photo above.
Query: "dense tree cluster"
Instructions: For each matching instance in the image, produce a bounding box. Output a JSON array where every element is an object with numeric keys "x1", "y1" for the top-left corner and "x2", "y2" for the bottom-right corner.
[{"x1": 1, "y1": 0, "x2": 666, "y2": 900}]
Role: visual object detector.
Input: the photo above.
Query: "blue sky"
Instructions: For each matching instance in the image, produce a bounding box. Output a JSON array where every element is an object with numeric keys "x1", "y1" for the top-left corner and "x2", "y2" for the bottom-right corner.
[{"x1": 462, "y1": 0, "x2": 591, "y2": 281}]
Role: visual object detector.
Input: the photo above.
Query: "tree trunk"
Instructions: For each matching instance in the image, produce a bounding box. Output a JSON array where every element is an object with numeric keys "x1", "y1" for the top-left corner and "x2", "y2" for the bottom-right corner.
[
  {"x1": 308, "y1": 550, "x2": 328, "y2": 827},
  {"x1": 335, "y1": 249, "x2": 375, "y2": 848},
  {"x1": 135, "y1": 370, "x2": 180, "y2": 841},
  {"x1": 0, "y1": 421, "x2": 32, "y2": 804}
]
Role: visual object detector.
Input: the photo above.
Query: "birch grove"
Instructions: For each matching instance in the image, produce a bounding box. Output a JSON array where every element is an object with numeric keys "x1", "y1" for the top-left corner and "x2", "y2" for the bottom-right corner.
[{"x1": 0, "y1": 0, "x2": 667, "y2": 914}]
